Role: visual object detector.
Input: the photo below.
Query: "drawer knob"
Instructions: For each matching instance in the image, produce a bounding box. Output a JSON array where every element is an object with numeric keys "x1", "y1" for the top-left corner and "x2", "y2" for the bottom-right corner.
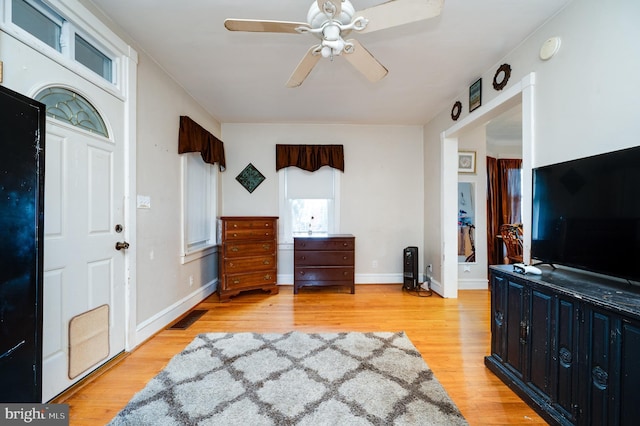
[
  {"x1": 343, "y1": 243, "x2": 348, "y2": 247},
  {"x1": 343, "y1": 256, "x2": 347, "y2": 260},
  {"x1": 233, "y1": 224, "x2": 238, "y2": 228},
  {"x1": 343, "y1": 271, "x2": 348, "y2": 276},
  {"x1": 301, "y1": 256, "x2": 306, "y2": 260},
  {"x1": 299, "y1": 271, "x2": 305, "y2": 276},
  {"x1": 231, "y1": 247, "x2": 239, "y2": 252},
  {"x1": 263, "y1": 260, "x2": 271, "y2": 265},
  {"x1": 233, "y1": 279, "x2": 240, "y2": 284},
  {"x1": 263, "y1": 244, "x2": 271, "y2": 250},
  {"x1": 233, "y1": 233, "x2": 238, "y2": 237},
  {"x1": 264, "y1": 274, "x2": 272, "y2": 280}
]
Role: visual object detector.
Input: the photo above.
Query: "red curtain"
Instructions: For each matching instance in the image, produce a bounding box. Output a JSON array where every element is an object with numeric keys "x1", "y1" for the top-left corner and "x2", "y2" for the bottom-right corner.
[
  {"x1": 486, "y1": 157, "x2": 522, "y2": 265},
  {"x1": 275, "y1": 144, "x2": 344, "y2": 172},
  {"x1": 499, "y1": 159, "x2": 522, "y2": 225},
  {"x1": 486, "y1": 157, "x2": 500, "y2": 265},
  {"x1": 178, "y1": 116, "x2": 226, "y2": 171}
]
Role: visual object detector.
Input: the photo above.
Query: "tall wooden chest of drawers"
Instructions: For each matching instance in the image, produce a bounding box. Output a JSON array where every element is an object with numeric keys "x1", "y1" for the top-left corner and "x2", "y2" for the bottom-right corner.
[
  {"x1": 218, "y1": 216, "x2": 279, "y2": 302},
  {"x1": 293, "y1": 234, "x2": 355, "y2": 294}
]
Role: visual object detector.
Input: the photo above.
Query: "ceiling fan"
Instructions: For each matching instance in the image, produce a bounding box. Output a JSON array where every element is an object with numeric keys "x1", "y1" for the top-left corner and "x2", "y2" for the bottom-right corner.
[{"x1": 224, "y1": 0, "x2": 444, "y2": 87}]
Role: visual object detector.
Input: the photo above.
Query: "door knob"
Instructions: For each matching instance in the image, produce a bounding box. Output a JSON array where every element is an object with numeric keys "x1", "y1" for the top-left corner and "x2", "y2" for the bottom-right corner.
[{"x1": 115, "y1": 241, "x2": 130, "y2": 250}]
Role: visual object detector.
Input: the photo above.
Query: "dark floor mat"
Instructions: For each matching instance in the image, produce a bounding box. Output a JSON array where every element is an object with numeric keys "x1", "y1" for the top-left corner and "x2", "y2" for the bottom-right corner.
[{"x1": 167, "y1": 309, "x2": 207, "y2": 330}]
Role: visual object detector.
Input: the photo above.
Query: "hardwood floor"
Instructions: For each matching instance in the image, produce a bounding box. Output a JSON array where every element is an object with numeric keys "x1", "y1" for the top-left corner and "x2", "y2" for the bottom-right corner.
[{"x1": 56, "y1": 284, "x2": 546, "y2": 425}]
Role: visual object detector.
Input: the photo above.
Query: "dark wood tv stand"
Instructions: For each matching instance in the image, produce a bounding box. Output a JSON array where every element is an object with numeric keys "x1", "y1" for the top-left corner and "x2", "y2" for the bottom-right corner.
[{"x1": 486, "y1": 265, "x2": 640, "y2": 426}]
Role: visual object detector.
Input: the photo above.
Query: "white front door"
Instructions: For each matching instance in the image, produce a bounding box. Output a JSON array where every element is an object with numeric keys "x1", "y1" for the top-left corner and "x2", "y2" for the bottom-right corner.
[
  {"x1": 41, "y1": 118, "x2": 126, "y2": 402},
  {"x1": 1, "y1": 12, "x2": 135, "y2": 403}
]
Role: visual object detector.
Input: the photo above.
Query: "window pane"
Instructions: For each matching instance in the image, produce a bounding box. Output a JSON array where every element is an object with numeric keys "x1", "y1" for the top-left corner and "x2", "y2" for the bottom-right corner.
[
  {"x1": 287, "y1": 166, "x2": 334, "y2": 199},
  {"x1": 35, "y1": 87, "x2": 109, "y2": 137},
  {"x1": 75, "y1": 34, "x2": 113, "y2": 82},
  {"x1": 186, "y1": 154, "x2": 214, "y2": 251},
  {"x1": 12, "y1": 0, "x2": 62, "y2": 51},
  {"x1": 290, "y1": 199, "x2": 329, "y2": 234}
]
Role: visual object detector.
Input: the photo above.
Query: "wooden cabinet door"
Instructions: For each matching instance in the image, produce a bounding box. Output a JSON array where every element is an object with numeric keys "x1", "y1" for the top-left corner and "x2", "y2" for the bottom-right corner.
[
  {"x1": 551, "y1": 296, "x2": 580, "y2": 423},
  {"x1": 505, "y1": 277, "x2": 527, "y2": 379},
  {"x1": 527, "y1": 288, "x2": 554, "y2": 400},
  {"x1": 582, "y1": 307, "x2": 616, "y2": 426},
  {"x1": 490, "y1": 272, "x2": 508, "y2": 362},
  {"x1": 619, "y1": 319, "x2": 640, "y2": 426},
  {"x1": 582, "y1": 310, "x2": 640, "y2": 426}
]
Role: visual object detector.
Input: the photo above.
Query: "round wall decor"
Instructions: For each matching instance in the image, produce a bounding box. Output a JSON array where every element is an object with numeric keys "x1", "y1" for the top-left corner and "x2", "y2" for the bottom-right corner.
[
  {"x1": 451, "y1": 101, "x2": 462, "y2": 121},
  {"x1": 492, "y1": 63, "x2": 511, "y2": 91}
]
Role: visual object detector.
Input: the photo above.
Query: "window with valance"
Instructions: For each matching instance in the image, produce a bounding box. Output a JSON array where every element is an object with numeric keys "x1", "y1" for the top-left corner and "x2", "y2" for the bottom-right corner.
[
  {"x1": 275, "y1": 144, "x2": 344, "y2": 172},
  {"x1": 178, "y1": 116, "x2": 226, "y2": 171},
  {"x1": 178, "y1": 116, "x2": 222, "y2": 263},
  {"x1": 276, "y1": 144, "x2": 343, "y2": 243}
]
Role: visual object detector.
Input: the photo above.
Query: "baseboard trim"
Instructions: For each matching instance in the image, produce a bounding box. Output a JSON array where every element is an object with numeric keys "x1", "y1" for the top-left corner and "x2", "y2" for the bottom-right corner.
[
  {"x1": 133, "y1": 279, "x2": 217, "y2": 348},
  {"x1": 458, "y1": 278, "x2": 489, "y2": 290},
  {"x1": 429, "y1": 278, "x2": 444, "y2": 296},
  {"x1": 278, "y1": 273, "x2": 430, "y2": 286}
]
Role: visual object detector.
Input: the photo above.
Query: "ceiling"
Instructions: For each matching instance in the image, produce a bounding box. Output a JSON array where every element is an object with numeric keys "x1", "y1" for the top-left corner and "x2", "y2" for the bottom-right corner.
[{"x1": 86, "y1": 0, "x2": 571, "y2": 125}]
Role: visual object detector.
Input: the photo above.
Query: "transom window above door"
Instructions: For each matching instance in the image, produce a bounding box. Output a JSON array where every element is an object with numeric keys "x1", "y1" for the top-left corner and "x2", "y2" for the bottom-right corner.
[{"x1": 7, "y1": 0, "x2": 116, "y2": 84}]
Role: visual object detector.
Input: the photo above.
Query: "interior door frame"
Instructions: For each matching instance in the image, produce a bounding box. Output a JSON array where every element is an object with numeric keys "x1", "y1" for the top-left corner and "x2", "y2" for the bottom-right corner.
[{"x1": 440, "y1": 73, "x2": 535, "y2": 297}]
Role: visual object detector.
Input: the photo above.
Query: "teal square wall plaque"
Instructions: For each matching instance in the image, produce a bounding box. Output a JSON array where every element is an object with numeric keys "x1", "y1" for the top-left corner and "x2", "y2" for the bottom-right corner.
[{"x1": 236, "y1": 163, "x2": 265, "y2": 193}]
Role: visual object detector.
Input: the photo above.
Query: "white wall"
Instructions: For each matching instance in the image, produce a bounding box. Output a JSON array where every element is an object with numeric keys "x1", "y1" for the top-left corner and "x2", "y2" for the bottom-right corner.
[
  {"x1": 221, "y1": 123, "x2": 424, "y2": 283},
  {"x1": 424, "y1": 0, "x2": 640, "y2": 287},
  {"x1": 134, "y1": 52, "x2": 221, "y2": 333},
  {"x1": 77, "y1": 0, "x2": 224, "y2": 341}
]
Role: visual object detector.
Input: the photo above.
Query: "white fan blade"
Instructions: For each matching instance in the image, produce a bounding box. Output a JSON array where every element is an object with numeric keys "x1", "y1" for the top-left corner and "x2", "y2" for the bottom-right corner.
[
  {"x1": 224, "y1": 19, "x2": 308, "y2": 34},
  {"x1": 317, "y1": 0, "x2": 342, "y2": 17},
  {"x1": 286, "y1": 46, "x2": 322, "y2": 88},
  {"x1": 343, "y1": 39, "x2": 388, "y2": 82},
  {"x1": 356, "y1": 0, "x2": 444, "y2": 34}
]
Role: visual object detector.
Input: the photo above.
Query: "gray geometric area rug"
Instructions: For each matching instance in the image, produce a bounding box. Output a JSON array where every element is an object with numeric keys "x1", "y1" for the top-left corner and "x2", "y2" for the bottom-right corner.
[{"x1": 108, "y1": 331, "x2": 468, "y2": 425}]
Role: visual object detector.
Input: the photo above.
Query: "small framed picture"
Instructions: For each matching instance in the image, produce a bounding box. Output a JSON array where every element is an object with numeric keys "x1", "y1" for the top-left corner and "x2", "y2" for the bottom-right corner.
[
  {"x1": 469, "y1": 78, "x2": 482, "y2": 112},
  {"x1": 458, "y1": 151, "x2": 476, "y2": 174}
]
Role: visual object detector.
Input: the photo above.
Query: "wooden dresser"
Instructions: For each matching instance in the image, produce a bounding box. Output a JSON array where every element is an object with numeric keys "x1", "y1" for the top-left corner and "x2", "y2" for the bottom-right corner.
[
  {"x1": 218, "y1": 216, "x2": 278, "y2": 302},
  {"x1": 293, "y1": 234, "x2": 355, "y2": 294}
]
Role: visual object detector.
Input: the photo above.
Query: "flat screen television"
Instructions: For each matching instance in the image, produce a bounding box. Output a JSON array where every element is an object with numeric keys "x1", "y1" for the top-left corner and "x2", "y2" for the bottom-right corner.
[{"x1": 531, "y1": 146, "x2": 640, "y2": 282}]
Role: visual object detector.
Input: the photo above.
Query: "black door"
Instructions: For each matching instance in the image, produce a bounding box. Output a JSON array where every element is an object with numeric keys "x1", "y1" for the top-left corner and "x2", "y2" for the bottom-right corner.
[{"x1": 0, "y1": 85, "x2": 45, "y2": 402}]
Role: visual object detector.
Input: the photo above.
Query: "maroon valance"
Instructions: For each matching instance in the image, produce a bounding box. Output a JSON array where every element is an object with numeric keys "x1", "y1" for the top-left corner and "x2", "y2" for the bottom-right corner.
[
  {"x1": 275, "y1": 144, "x2": 344, "y2": 172},
  {"x1": 178, "y1": 116, "x2": 226, "y2": 171}
]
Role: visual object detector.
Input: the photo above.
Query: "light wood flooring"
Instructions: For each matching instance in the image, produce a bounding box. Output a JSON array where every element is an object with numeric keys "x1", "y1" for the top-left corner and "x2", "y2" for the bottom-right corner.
[{"x1": 56, "y1": 284, "x2": 546, "y2": 425}]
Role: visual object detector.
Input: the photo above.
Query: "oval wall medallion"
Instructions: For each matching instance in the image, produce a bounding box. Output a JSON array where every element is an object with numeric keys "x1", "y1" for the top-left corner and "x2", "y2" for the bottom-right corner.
[
  {"x1": 492, "y1": 64, "x2": 512, "y2": 91},
  {"x1": 451, "y1": 101, "x2": 462, "y2": 121}
]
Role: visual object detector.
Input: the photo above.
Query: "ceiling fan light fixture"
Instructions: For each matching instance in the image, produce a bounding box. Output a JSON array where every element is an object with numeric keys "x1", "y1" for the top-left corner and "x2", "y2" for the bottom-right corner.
[
  {"x1": 323, "y1": 24, "x2": 341, "y2": 40},
  {"x1": 308, "y1": 0, "x2": 355, "y2": 29},
  {"x1": 225, "y1": 0, "x2": 443, "y2": 87}
]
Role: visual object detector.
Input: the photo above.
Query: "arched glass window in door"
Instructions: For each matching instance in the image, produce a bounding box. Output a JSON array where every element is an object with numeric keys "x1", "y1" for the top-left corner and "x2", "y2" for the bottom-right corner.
[{"x1": 35, "y1": 87, "x2": 108, "y2": 137}]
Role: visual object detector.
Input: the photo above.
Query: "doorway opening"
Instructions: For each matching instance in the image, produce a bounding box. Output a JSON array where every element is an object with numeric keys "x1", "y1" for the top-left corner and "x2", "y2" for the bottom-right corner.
[{"x1": 441, "y1": 73, "x2": 535, "y2": 297}]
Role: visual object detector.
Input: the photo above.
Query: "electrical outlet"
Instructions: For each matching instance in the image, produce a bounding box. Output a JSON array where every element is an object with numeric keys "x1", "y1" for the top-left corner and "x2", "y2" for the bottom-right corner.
[
  {"x1": 427, "y1": 264, "x2": 433, "y2": 272},
  {"x1": 189, "y1": 275, "x2": 194, "y2": 286},
  {"x1": 372, "y1": 260, "x2": 378, "y2": 268}
]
